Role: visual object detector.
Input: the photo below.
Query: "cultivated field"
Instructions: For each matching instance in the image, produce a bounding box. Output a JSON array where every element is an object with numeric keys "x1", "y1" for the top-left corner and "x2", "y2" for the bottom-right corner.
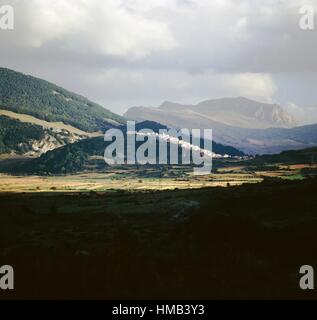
[
  {"x1": 0, "y1": 172, "x2": 262, "y2": 192},
  {"x1": 0, "y1": 162, "x2": 312, "y2": 193}
]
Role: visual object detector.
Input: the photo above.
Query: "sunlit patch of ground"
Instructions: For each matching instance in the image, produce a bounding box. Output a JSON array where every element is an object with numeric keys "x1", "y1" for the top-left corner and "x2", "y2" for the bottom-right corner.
[
  {"x1": 2, "y1": 162, "x2": 314, "y2": 193},
  {"x1": 0, "y1": 171, "x2": 263, "y2": 192},
  {"x1": 279, "y1": 164, "x2": 317, "y2": 170},
  {"x1": 0, "y1": 108, "x2": 102, "y2": 137}
]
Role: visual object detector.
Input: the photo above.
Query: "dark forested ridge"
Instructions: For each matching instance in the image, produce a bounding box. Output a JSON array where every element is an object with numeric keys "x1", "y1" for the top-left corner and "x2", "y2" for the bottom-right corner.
[
  {"x1": 0, "y1": 68, "x2": 124, "y2": 132},
  {"x1": 6, "y1": 123, "x2": 245, "y2": 174},
  {"x1": 0, "y1": 115, "x2": 45, "y2": 154},
  {"x1": 19, "y1": 137, "x2": 103, "y2": 174},
  {"x1": 252, "y1": 146, "x2": 317, "y2": 164}
]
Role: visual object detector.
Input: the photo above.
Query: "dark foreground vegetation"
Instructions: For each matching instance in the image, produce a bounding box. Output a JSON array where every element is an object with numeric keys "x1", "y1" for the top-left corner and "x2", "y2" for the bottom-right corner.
[{"x1": 1, "y1": 178, "x2": 317, "y2": 299}]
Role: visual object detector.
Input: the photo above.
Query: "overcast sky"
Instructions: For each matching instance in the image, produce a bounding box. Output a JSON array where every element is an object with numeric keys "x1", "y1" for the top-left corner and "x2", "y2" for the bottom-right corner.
[{"x1": 0, "y1": 0, "x2": 317, "y2": 123}]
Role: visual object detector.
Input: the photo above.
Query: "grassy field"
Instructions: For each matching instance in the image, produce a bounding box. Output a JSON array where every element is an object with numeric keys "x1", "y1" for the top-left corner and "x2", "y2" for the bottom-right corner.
[
  {"x1": 0, "y1": 109, "x2": 102, "y2": 137},
  {"x1": 0, "y1": 171, "x2": 263, "y2": 192},
  {"x1": 0, "y1": 162, "x2": 314, "y2": 193}
]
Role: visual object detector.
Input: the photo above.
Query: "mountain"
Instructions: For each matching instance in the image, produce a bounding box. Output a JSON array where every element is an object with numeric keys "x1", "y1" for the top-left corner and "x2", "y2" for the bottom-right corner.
[
  {"x1": 0, "y1": 115, "x2": 87, "y2": 157},
  {"x1": 0, "y1": 67, "x2": 127, "y2": 158},
  {"x1": 124, "y1": 98, "x2": 317, "y2": 155},
  {"x1": 159, "y1": 97, "x2": 297, "y2": 128},
  {"x1": 0, "y1": 68, "x2": 246, "y2": 172},
  {"x1": 126, "y1": 97, "x2": 297, "y2": 129},
  {"x1": 5, "y1": 121, "x2": 244, "y2": 175},
  {"x1": 0, "y1": 68, "x2": 124, "y2": 132}
]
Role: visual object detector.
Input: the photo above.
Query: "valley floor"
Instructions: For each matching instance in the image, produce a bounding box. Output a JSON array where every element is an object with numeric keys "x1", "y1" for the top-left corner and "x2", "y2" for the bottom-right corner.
[
  {"x1": 0, "y1": 171, "x2": 262, "y2": 192},
  {"x1": 0, "y1": 162, "x2": 314, "y2": 192}
]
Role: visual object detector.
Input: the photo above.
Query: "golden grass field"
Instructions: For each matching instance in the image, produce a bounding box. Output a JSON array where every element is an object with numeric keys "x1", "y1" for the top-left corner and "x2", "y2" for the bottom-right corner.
[
  {"x1": 0, "y1": 171, "x2": 263, "y2": 192},
  {"x1": 0, "y1": 108, "x2": 102, "y2": 137},
  {"x1": 0, "y1": 162, "x2": 313, "y2": 193}
]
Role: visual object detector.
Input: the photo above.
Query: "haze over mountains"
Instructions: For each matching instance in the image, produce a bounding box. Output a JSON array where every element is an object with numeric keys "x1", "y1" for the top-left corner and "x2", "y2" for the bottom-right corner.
[{"x1": 125, "y1": 98, "x2": 317, "y2": 155}]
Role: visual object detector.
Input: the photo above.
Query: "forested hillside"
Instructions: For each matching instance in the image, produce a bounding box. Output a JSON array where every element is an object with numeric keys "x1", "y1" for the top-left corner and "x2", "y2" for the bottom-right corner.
[
  {"x1": 7, "y1": 121, "x2": 245, "y2": 175},
  {"x1": 0, "y1": 68, "x2": 124, "y2": 132},
  {"x1": 0, "y1": 115, "x2": 90, "y2": 157},
  {"x1": 255, "y1": 147, "x2": 317, "y2": 164},
  {"x1": 0, "y1": 116, "x2": 45, "y2": 154}
]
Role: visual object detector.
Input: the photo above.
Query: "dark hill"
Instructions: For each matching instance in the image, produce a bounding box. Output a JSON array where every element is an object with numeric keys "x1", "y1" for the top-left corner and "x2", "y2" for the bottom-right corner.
[
  {"x1": 6, "y1": 121, "x2": 244, "y2": 174},
  {"x1": 0, "y1": 68, "x2": 124, "y2": 132},
  {"x1": 255, "y1": 146, "x2": 317, "y2": 164}
]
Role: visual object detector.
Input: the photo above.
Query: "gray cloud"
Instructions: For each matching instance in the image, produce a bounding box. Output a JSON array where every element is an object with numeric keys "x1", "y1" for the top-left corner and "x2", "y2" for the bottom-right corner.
[{"x1": 0, "y1": 0, "x2": 316, "y2": 122}]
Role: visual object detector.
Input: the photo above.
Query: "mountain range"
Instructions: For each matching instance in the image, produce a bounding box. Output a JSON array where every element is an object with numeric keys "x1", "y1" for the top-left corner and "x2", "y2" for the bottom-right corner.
[
  {"x1": 158, "y1": 98, "x2": 296, "y2": 129},
  {"x1": 1, "y1": 67, "x2": 317, "y2": 175},
  {"x1": 125, "y1": 98, "x2": 317, "y2": 155},
  {"x1": 0, "y1": 68, "x2": 244, "y2": 174}
]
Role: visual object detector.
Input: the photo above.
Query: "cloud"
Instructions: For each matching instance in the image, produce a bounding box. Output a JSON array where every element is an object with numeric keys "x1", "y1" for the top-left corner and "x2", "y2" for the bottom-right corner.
[
  {"x1": 5, "y1": 0, "x2": 177, "y2": 59},
  {"x1": 0, "y1": 0, "x2": 316, "y2": 118},
  {"x1": 225, "y1": 73, "x2": 278, "y2": 101},
  {"x1": 76, "y1": 68, "x2": 278, "y2": 113},
  {"x1": 285, "y1": 102, "x2": 317, "y2": 125},
  {"x1": 5, "y1": 0, "x2": 316, "y2": 69}
]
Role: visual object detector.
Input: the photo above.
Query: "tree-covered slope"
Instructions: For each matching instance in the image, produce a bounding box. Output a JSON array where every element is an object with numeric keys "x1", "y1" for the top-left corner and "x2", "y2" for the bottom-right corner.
[
  {"x1": 0, "y1": 68, "x2": 124, "y2": 132},
  {"x1": 254, "y1": 146, "x2": 317, "y2": 164},
  {"x1": 0, "y1": 115, "x2": 45, "y2": 154},
  {"x1": 20, "y1": 137, "x2": 103, "y2": 174},
  {"x1": 0, "y1": 115, "x2": 92, "y2": 158}
]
